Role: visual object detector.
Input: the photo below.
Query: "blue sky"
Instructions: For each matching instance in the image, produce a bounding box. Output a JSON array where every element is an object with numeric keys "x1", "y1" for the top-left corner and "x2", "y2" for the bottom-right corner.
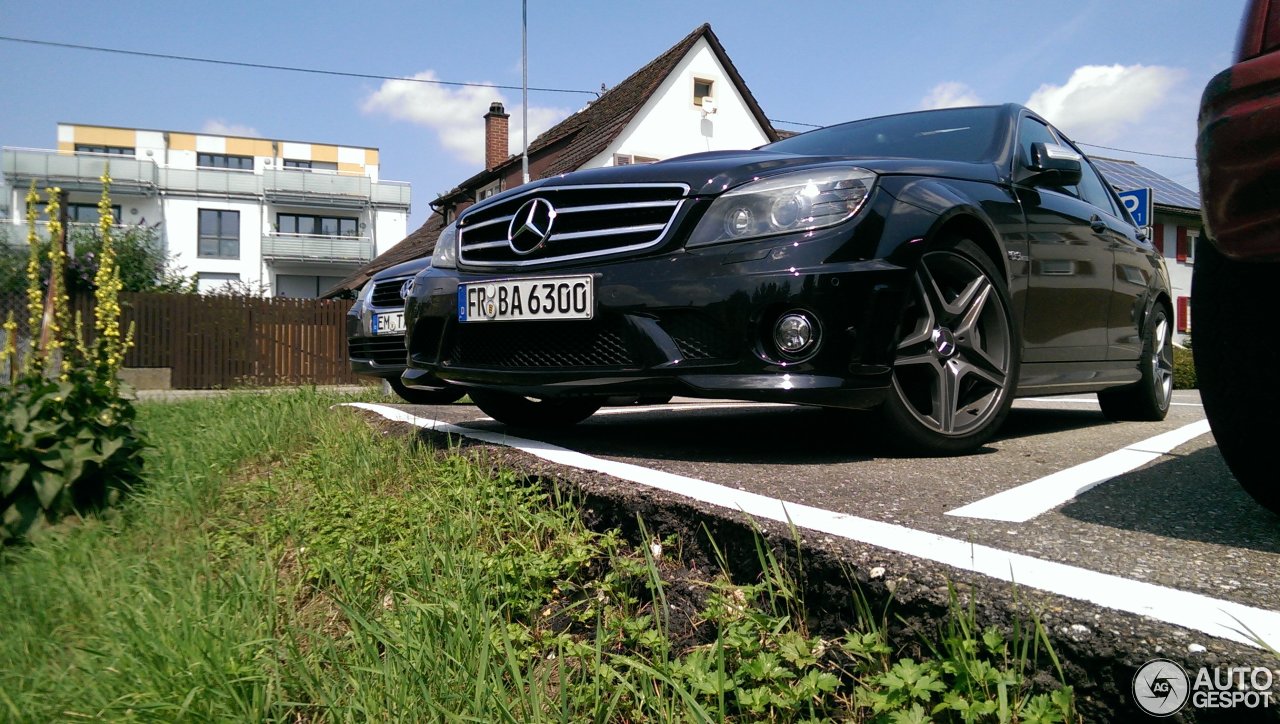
[{"x1": 1, "y1": 1, "x2": 1245, "y2": 230}]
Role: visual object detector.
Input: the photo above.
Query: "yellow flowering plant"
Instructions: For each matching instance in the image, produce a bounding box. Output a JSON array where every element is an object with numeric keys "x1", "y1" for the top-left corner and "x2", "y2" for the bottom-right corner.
[{"x1": 1, "y1": 172, "x2": 146, "y2": 544}]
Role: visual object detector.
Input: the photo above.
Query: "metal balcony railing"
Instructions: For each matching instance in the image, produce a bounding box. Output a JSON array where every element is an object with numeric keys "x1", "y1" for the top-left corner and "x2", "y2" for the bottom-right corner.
[
  {"x1": 2, "y1": 147, "x2": 159, "y2": 191},
  {"x1": 371, "y1": 181, "x2": 411, "y2": 206},
  {"x1": 261, "y1": 233, "x2": 373, "y2": 263},
  {"x1": 264, "y1": 168, "x2": 369, "y2": 199},
  {"x1": 3, "y1": 147, "x2": 410, "y2": 209},
  {"x1": 160, "y1": 167, "x2": 261, "y2": 196}
]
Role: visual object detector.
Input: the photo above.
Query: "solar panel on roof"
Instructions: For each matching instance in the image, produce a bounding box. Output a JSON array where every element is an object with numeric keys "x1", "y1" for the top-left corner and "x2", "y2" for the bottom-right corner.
[{"x1": 1091, "y1": 157, "x2": 1201, "y2": 211}]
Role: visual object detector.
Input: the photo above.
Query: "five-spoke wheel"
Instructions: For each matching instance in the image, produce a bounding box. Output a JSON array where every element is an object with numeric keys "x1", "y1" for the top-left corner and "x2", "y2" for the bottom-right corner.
[{"x1": 880, "y1": 238, "x2": 1018, "y2": 454}]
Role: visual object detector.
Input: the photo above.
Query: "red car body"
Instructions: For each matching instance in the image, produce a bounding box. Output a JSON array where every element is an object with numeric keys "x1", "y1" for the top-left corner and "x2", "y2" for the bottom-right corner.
[
  {"x1": 1193, "y1": 0, "x2": 1280, "y2": 515},
  {"x1": 1197, "y1": 0, "x2": 1280, "y2": 260}
]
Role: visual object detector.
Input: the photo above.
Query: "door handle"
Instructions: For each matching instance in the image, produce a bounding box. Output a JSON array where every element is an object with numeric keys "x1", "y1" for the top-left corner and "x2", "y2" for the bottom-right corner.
[{"x1": 1089, "y1": 215, "x2": 1106, "y2": 233}]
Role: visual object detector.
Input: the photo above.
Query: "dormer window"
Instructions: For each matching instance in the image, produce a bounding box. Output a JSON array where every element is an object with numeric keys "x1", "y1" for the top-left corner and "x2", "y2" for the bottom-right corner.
[
  {"x1": 614, "y1": 154, "x2": 659, "y2": 166},
  {"x1": 693, "y1": 78, "x2": 714, "y2": 106},
  {"x1": 477, "y1": 180, "x2": 502, "y2": 202}
]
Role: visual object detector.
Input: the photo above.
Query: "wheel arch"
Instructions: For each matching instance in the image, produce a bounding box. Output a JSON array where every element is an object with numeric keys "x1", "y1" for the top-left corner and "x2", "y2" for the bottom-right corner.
[
  {"x1": 1145, "y1": 289, "x2": 1175, "y2": 336},
  {"x1": 880, "y1": 177, "x2": 1010, "y2": 283},
  {"x1": 927, "y1": 212, "x2": 1008, "y2": 284}
]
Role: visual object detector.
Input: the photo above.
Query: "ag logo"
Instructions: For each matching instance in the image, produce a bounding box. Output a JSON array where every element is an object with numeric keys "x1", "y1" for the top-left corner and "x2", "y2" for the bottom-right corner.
[{"x1": 1133, "y1": 659, "x2": 1190, "y2": 716}]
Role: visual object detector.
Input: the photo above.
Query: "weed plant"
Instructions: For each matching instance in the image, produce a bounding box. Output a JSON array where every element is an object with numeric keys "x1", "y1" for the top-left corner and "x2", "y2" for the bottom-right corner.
[{"x1": 0, "y1": 389, "x2": 1077, "y2": 722}]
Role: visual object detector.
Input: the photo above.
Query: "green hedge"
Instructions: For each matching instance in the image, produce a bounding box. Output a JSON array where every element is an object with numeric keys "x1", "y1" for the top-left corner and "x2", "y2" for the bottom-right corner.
[{"x1": 1173, "y1": 346, "x2": 1196, "y2": 390}]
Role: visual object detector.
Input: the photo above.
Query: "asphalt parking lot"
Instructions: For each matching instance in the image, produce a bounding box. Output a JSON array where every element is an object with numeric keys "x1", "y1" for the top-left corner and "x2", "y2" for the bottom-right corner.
[{"x1": 349, "y1": 390, "x2": 1280, "y2": 657}]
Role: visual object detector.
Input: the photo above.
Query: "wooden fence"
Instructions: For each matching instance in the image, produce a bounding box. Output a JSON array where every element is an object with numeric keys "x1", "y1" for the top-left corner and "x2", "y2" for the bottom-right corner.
[{"x1": 20, "y1": 292, "x2": 364, "y2": 389}]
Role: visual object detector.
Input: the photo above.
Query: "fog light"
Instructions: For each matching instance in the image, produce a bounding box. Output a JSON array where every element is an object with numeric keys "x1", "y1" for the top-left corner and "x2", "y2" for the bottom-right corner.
[{"x1": 774, "y1": 313, "x2": 817, "y2": 356}]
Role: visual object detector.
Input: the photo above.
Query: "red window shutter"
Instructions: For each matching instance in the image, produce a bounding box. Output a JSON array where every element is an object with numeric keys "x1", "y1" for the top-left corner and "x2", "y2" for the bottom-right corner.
[
  {"x1": 1152, "y1": 223, "x2": 1165, "y2": 254},
  {"x1": 1176, "y1": 226, "x2": 1189, "y2": 262},
  {"x1": 1177, "y1": 296, "x2": 1190, "y2": 333}
]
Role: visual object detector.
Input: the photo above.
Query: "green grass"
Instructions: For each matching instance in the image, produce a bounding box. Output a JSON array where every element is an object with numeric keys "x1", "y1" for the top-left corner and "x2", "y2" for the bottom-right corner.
[{"x1": 0, "y1": 389, "x2": 1077, "y2": 722}]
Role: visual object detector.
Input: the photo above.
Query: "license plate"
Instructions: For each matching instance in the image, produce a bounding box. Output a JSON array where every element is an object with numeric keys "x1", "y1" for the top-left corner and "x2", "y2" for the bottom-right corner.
[
  {"x1": 373, "y1": 310, "x2": 405, "y2": 335},
  {"x1": 458, "y1": 275, "x2": 594, "y2": 323}
]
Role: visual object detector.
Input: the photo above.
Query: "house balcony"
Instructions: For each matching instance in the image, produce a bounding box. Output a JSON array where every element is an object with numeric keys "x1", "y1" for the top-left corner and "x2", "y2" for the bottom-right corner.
[
  {"x1": 260, "y1": 232, "x2": 374, "y2": 263},
  {"x1": 263, "y1": 169, "x2": 411, "y2": 209},
  {"x1": 2, "y1": 147, "x2": 159, "y2": 194},
  {"x1": 3, "y1": 148, "x2": 411, "y2": 210}
]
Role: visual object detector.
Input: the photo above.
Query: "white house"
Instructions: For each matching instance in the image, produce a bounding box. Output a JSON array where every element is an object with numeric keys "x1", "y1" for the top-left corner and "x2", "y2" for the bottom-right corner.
[
  {"x1": 3, "y1": 124, "x2": 410, "y2": 297},
  {"x1": 332, "y1": 22, "x2": 778, "y2": 293}
]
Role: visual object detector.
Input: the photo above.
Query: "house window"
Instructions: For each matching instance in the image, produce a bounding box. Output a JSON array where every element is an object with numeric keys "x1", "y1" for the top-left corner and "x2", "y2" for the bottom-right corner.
[
  {"x1": 68, "y1": 203, "x2": 120, "y2": 223},
  {"x1": 277, "y1": 213, "x2": 359, "y2": 237},
  {"x1": 197, "y1": 272, "x2": 240, "y2": 294},
  {"x1": 693, "y1": 78, "x2": 714, "y2": 106},
  {"x1": 75, "y1": 144, "x2": 134, "y2": 156},
  {"x1": 198, "y1": 209, "x2": 240, "y2": 259},
  {"x1": 23, "y1": 202, "x2": 121, "y2": 224},
  {"x1": 198, "y1": 153, "x2": 253, "y2": 170},
  {"x1": 282, "y1": 159, "x2": 338, "y2": 171},
  {"x1": 477, "y1": 181, "x2": 502, "y2": 202},
  {"x1": 275, "y1": 274, "x2": 346, "y2": 299},
  {"x1": 613, "y1": 154, "x2": 660, "y2": 166}
]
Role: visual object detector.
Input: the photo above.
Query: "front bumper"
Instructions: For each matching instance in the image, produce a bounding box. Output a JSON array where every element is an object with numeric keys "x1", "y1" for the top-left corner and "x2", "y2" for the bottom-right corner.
[
  {"x1": 404, "y1": 230, "x2": 914, "y2": 409},
  {"x1": 346, "y1": 308, "x2": 409, "y2": 378}
]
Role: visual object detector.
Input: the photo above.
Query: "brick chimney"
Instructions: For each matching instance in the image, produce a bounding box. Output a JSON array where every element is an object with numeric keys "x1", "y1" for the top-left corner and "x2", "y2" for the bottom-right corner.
[{"x1": 484, "y1": 101, "x2": 509, "y2": 170}]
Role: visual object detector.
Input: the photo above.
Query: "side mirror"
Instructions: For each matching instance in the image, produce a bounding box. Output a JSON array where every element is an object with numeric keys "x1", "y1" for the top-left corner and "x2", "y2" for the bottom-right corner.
[{"x1": 1026, "y1": 142, "x2": 1083, "y2": 187}]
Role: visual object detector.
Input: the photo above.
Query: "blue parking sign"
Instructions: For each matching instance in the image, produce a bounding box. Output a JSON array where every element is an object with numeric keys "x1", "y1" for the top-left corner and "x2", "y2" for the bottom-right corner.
[{"x1": 1117, "y1": 187, "x2": 1153, "y2": 227}]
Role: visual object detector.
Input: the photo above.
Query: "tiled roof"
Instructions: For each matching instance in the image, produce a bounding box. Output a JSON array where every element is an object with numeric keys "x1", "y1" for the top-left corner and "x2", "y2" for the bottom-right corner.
[
  {"x1": 1092, "y1": 157, "x2": 1201, "y2": 212},
  {"x1": 325, "y1": 23, "x2": 777, "y2": 297}
]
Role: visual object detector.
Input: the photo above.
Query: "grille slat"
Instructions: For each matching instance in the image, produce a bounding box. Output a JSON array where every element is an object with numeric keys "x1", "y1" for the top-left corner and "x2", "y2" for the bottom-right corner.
[
  {"x1": 370, "y1": 276, "x2": 412, "y2": 308},
  {"x1": 448, "y1": 320, "x2": 637, "y2": 369},
  {"x1": 656, "y1": 311, "x2": 736, "y2": 362},
  {"x1": 348, "y1": 335, "x2": 407, "y2": 366},
  {"x1": 458, "y1": 183, "x2": 688, "y2": 267}
]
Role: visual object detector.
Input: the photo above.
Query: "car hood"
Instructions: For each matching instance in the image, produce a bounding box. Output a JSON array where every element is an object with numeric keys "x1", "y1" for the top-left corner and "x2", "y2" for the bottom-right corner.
[
  {"x1": 507, "y1": 150, "x2": 1001, "y2": 199},
  {"x1": 371, "y1": 256, "x2": 432, "y2": 281}
]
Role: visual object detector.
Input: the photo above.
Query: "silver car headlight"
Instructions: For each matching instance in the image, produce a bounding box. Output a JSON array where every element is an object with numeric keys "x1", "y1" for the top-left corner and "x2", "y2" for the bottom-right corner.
[
  {"x1": 430, "y1": 220, "x2": 459, "y2": 269},
  {"x1": 687, "y1": 167, "x2": 876, "y2": 248}
]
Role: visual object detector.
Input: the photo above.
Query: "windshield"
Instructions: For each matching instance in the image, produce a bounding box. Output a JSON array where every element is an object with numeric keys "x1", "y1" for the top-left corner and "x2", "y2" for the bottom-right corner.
[{"x1": 765, "y1": 106, "x2": 1003, "y2": 164}]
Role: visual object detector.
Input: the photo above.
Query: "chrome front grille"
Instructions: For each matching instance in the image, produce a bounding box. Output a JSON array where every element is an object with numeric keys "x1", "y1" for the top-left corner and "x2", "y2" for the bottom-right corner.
[
  {"x1": 370, "y1": 276, "x2": 411, "y2": 308},
  {"x1": 458, "y1": 183, "x2": 688, "y2": 267}
]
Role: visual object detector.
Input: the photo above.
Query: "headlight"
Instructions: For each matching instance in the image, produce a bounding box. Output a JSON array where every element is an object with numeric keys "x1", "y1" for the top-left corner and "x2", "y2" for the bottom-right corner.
[
  {"x1": 687, "y1": 167, "x2": 876, "y2": 247},
  {"x1": 430, "y1": 220, "x2": 459, "y2": 269},
  {"x1": 357, "y1": 279, "x2": 375, "y2": 303}
]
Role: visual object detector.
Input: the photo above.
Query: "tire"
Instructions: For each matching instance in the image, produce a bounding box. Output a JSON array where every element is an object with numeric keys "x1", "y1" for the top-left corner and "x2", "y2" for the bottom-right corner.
[
  {"x1": 1096, "y1": 305, "x2": 1173, "y2": 421},
  {"x1": 469, "y1": 389, "x2": 602, "y2": 428},
  {"x1": 1192, "y1": 238, "x2": 1280, "y2": 515},
  {"x1": 388, "y1": 376, "x2": 466, "y2": 405},
  {"x1": 879, "y1": 238, "x2": 1019, "y2": 455}
]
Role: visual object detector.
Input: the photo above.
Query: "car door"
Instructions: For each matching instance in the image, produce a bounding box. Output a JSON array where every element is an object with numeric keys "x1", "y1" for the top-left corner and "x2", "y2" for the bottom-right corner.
[
  {"x1": 1014, "y1": 115, "x2": 1115, "y2": 362},
  {"x1": 1066, "y1": 157, "x2": 1152, "y2": 361}
]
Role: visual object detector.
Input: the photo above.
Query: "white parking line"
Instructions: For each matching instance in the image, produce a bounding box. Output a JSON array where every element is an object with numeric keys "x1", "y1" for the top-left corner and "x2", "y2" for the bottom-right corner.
[
  {"x1": 345, "y1": 403, "x2": 1274, "y2": 649},
  {"x1": 594, "y1": 402, "x2": 789, "y2": 416},
  {"x1": 1017, "y1": 397, "x2": 1203, "y2": 407},
  {"x1": 945, "y1": 420, "x2": 1212, "y2": 522}
]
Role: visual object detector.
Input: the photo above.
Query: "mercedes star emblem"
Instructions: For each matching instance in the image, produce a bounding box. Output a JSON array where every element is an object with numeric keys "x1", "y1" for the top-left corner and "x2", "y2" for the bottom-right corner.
[{"x1": 507, "y1": 197, "x2": 557, "y2": 255}]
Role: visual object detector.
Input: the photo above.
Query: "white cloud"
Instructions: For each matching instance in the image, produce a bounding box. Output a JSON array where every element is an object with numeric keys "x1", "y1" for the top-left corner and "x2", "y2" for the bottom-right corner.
[
  {"x1": 361, "y1": 70, "x2": 568, "y2": 165},
  {"x1": 920, "y1": 82, "x2": 983, "y2": 110},
  {"x1": 201, "y1": 119, "x2": 260, "y2": 137},
  {"x1": 1024, "y1": 64, "x2": 1186, "y2": 143}
]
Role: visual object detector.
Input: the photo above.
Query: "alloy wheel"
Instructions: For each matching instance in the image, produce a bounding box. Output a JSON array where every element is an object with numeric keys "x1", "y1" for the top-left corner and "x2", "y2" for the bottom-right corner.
[{"x1": 892, "y1": 249, "x2": 1013, "y2": 437}]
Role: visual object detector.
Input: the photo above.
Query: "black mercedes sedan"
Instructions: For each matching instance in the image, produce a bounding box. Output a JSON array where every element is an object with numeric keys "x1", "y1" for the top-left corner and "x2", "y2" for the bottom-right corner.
[{"x1": 402, "y1": 103, "x2": 1172, "y2": 454}]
